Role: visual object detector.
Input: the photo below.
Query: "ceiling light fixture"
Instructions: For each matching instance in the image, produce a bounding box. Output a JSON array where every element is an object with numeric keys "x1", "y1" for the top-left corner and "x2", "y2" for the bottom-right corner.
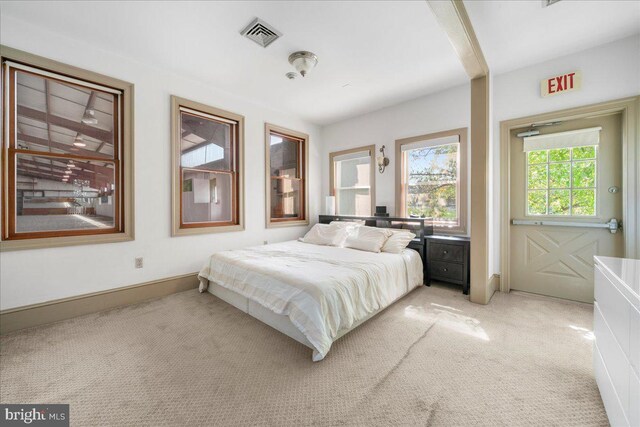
[
  {"x1": 81, "y1": 109, "x2": 98, "y2": 125},
  {"x1": 73, "y1": 135, "x2": 87, "y2": 147},
  {"x1": 288, "y1": 51, "x2": 318, "y2": 78}
]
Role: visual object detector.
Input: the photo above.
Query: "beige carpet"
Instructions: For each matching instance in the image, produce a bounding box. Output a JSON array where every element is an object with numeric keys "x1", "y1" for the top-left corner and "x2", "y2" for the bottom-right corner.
[{"x1": 0, "y1": 284, "x2": 607, "y2": 426}]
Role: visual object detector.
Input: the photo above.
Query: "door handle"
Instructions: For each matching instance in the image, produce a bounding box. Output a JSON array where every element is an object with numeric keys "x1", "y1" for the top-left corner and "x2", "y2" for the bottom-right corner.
[{"x1": 511, "y1": 218, "x2": 622, "y2": 234}]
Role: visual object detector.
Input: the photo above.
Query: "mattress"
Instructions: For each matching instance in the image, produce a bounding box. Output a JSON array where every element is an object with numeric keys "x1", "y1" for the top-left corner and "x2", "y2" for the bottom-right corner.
[{"x1": 198, "y1": 240, "x2": 423, "y2": 361}]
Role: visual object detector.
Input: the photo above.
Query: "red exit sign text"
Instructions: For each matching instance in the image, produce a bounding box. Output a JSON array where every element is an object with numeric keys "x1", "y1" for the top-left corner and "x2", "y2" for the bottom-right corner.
[{"x1": 541, "y1": 71, "x2": 581, "y2": 97}]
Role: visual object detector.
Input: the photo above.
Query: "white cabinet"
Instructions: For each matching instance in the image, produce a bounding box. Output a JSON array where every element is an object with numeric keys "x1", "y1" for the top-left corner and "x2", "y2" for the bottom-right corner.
[{"x1": 594, "y1": 256, "x2": 640, "y2": 427}]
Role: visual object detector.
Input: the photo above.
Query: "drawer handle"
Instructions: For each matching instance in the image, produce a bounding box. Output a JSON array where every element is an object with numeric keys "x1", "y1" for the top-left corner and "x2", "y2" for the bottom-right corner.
[
  {"x1": 443, "y1": 268, "x2": 448, "y2": 272},
  {"x1": 443, "y1": 250, "x2": 448, "y2": 254}
]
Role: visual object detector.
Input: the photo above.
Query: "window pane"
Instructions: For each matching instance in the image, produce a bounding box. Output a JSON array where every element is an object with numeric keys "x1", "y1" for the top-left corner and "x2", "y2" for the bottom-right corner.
[
  {"x1": 528, "y1": 150, "x2": 547, "y2": 164},
  {"x1": 180, "y1": 111, "x2": 232, "y2": 171},
  {"x1": 407, "y1": 183, "x2": 456, "y2": 219},
  {"x1": 549, "y1": 163, "x2": 570, "y2": 188},
  {"x1": 527, "y1": 164, "x2": 547, "y2": 189},
  {"x1": 572, "y1": 189, "x2": 595, "y2": 216},
  {"x1": 549, "y1": 190, "x2": 570, "y2": 215},
  {"x1": 406, "y1": 143, "x2": 458, "y2": 220},
  {"x1": 573, "y1": 146, "x2": 596, "y2": 160},
  {"x1": 270, "y1": 178, "x2": 300, "y2": 219},
  {"x1": 336, "y1": 188, "x2": 370, "y2": 216},
  {"x1": 15, "y1": 154, "x2": 115, "y2": 232},
  {"x1": 270, "y1": 134, "x2": 299, "y2": 178},
  {"x1": 181, "y1": 170, "x2": 232, "y2": 223},
  {"x1": 528, "y1": 190, "x2": 547, "y2": 215},
  {"x1": 549, "y1": 148, "x2": 570, "y2": 162},
  {"x1": 572, "y1": 161, "x2": 596, "y2": 188},
  {"x1": 336, "y1": 157, "x2": 370, "y2": 188},
  {"x1": 15, "y1": 70, "x2": 115, "y2": 159}
]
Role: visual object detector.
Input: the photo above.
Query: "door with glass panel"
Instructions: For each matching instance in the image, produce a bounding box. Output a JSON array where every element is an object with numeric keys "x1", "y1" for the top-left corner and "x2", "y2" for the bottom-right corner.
[{"x1": 509, "y1": 113, "x2": 624, "y2": 302}]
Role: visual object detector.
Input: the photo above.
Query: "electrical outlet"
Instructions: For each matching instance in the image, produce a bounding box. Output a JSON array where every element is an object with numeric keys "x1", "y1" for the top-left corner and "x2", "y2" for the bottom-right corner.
[{"x1": 135, "y1": 257, "x2": 143, "y2": 269}]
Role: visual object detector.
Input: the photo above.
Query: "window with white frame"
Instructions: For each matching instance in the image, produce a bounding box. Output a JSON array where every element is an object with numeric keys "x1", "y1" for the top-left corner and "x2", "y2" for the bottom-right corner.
[
  {"x1": 330, "y1": 146, "x2": 375, "y2": 216},
  {"x1": 397, "y1": 129, "x2": 467, "y2": 232},
  {"x1": 524, "y1": 127, "x2": 600, "y2": 216}
]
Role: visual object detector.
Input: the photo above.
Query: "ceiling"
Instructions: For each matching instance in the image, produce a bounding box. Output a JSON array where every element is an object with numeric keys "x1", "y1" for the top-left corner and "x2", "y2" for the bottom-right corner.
[
  {"x1": 465, "y1": 0, "x2": 640, "y2": 75},
  {"x1": 1, "y1": 1, "x2": 638, "y2": 126},
  {"x1": 0, "y1": 1, "x2": 468, "y2": 126},
  {"x1": 14, "y1": 68, "x2": 115, "y2": 188}
]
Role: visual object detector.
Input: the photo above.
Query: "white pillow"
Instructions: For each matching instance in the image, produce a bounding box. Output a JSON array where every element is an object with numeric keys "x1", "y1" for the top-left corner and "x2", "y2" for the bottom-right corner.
[
  {"x1": 328, "y1": 221, "x2": 362, "y2": 246},
  {"x1": 300, "y1": 224, "x2": 346, "y2": 246},
  {"x1": 330, "y1": 220, "x2": 365, "y2": 227},
  {"x1": 381, "y1": 230, "x2": 416, "y2": 253},
  {"x1": 344, "y1": 226, "x2": 393, "y2": 253}
]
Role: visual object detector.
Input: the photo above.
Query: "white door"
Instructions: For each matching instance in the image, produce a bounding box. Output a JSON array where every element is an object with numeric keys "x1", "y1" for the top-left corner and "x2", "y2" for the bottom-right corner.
[{"x1": 509, "y1": 113, "x2": 624, "y2": 303}]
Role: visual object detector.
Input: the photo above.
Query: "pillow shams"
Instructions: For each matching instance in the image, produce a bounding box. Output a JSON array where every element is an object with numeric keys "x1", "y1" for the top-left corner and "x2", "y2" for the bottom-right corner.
[
  {"x1": 381, "y1": 230, "x2": 416, "y2": 253},
  {"x1": 344, "y1": 226, "x2": 392, "y2": 253},
  {"x1": 330, "y1": 220, "x2": 365, "y2": 227},
  {"x1": 300, "y1": 223, "x2": 347, "y2": 246}
]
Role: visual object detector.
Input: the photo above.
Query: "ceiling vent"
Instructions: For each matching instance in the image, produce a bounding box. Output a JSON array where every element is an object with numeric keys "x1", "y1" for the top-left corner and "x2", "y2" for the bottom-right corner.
[
  {"x1": 240, "y1": 18, "x2": 282, "y2": 48},
  {"x1": 542, "y1": 0, "x2": 562, "y2": 7}
]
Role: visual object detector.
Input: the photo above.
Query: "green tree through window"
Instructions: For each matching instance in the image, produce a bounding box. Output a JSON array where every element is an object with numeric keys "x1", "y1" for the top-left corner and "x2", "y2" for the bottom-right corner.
[
  {"x1": 406, "y1": 143, "x2": 458, "y2": 221},
  {"x1": 526, "y1": 145, "x2": 597, "y2": 216}
]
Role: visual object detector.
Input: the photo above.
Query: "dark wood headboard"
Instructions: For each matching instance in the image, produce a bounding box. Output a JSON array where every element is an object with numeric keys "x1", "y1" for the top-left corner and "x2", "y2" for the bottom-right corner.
[{"x1": 318, "y1": 215, "x2": 433, "y2": 269}]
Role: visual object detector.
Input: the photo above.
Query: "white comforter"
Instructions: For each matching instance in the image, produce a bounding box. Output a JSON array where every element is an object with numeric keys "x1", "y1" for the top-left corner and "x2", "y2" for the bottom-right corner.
[{"x1": 198, "y1": 240, "x2": 423, "y2": 361}]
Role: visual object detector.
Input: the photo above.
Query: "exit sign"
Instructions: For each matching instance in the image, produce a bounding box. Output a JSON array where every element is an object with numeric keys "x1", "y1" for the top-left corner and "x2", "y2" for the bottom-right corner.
[{"x1": 541, "y1": 71, "x2": 581, "y2": 97}]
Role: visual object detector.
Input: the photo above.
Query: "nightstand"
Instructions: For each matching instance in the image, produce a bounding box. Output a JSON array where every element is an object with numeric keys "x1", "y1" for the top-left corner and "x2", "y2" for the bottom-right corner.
[{"x1": 426, "y1": 236, "x2": 470, "y2": 294}]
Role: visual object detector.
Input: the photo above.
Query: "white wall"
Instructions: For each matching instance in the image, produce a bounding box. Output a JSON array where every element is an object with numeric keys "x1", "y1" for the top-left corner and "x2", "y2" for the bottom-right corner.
[
  {"x1": 491, "y1": 34, "x2": 640, "y2": 274},
  {"x1": 0, "y1": 15, "x2": 321, "y2": 310},
  {"x1": 322, "y1": 34, "x2": 640, "y2": 279},
  {"x1": 321, "y1": 83, "x2": 471, "y2": 222},
  {"x1": 1, "y1": 18, "x2": 637, "y2": 311}
]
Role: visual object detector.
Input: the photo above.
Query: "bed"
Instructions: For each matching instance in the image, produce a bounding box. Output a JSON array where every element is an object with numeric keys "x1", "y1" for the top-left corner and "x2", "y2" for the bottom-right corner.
[{"x1": 198, "y1": 216, "x2": 431, "y2": 361}]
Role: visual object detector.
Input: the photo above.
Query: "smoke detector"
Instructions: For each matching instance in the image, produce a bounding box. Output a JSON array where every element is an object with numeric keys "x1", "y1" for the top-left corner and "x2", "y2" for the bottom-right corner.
[{"x1": 240, "y1": 18, "x2": 282, "y2": 48}]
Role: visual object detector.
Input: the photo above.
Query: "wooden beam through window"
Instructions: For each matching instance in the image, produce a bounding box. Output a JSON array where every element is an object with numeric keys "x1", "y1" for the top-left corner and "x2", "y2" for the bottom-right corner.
[
  {"x1": 17, "y1": 133, "x2": 112, "y2": 160},
  {"x1": 17, "y1": 105, "x2": 113, "y2": 143}
]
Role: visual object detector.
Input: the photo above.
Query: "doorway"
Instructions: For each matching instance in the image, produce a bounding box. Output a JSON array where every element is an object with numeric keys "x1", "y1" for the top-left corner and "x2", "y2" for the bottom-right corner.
[
  {"x1": 509, "y1": 114, "x2": 623, "y2": 302},
  {"x1": 500, "y1": 97, "x2": 638, "y2": 303}
]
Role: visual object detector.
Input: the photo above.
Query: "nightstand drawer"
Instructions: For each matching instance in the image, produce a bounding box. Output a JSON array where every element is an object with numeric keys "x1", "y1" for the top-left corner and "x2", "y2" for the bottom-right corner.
[
  {"x1": 429, "y1": 243, "x2": 464, "y2": 262},
  {"x1": 429, "y1": 260, "x2": 464, "y2": 282}
]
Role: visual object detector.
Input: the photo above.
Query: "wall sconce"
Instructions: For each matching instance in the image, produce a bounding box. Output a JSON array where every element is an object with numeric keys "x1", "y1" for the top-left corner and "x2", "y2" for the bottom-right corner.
[{"x1": 377, "y1": 145, "x2": 390, "y2": 173}]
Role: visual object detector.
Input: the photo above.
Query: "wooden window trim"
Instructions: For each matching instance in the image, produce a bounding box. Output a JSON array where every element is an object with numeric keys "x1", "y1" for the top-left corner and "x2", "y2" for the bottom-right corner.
[
  {"x1": 171, "y1": 96, "x2": 244, "y2": 236},
  {"x1": 329, "y1": 145, "x2": 376, "y2": 217},
  {"x1": 0, "y1": 45, "x2": 134, "y2": 252},
  {"x1": 395, "y1": 128, "x2": 468, "y2": 235},
  {"x1": 265, "y1": 123, "x2": 309, "y2": 228}
]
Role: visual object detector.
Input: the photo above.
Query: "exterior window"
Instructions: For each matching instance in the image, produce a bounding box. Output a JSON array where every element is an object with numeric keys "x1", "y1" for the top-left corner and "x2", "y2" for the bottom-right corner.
[
  {"x1": 527, "y1": 145, "x2": 597, "y2": 216},
  {"x1": 265, "y1": 124, "x2": 308, "y2": 227},
  {"x1": 397, "y1": 128, "x2": 467, "y2": 233},
  {"x1": 1, "y1": 47, "x2": 134, "y2": 250},
  {"x1": 171, "y1": 96, "x2": 244, "y2": 236},
  {"x1": 329, "y1": 145, "x2": 375, "y2": 216}
]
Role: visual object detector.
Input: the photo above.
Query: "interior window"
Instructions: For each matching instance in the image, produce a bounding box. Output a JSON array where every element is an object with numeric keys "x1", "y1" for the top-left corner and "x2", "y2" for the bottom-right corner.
[
  {"x1": 266, "y1": 126, "x2": 307, "y2": 225},
  {"x1": 177, "y1": 106, "x2": 240, "y2": 229},
  {"x1": 2, "y1": 60, "x2": 129, "y2": 243},
  {"x1": 527, "y1": 145, "x2": 597, "y2": 216},
  {"x1": 330, "y1": 146, "x2": 374, "y2": 216},
  {"x1": 397, "y1": 129, "x2": 467, "y2": 233}
]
